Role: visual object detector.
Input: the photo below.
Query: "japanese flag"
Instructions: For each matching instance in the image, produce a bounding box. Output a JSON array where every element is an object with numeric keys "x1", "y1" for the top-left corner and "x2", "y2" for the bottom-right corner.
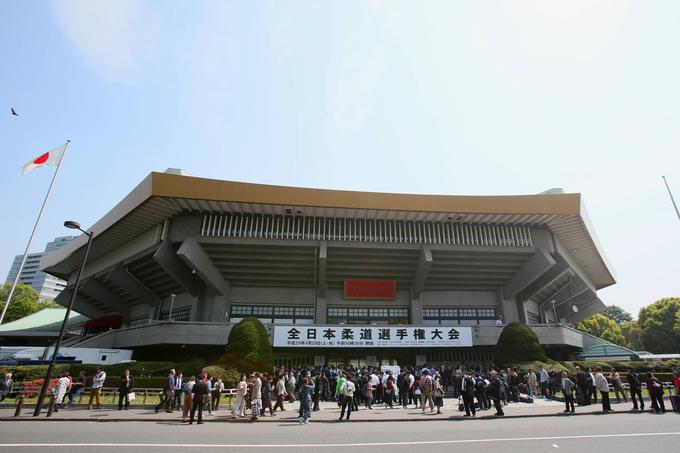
[{"x1": 22, "y1": 143, "x2": 68, "y2": 174}]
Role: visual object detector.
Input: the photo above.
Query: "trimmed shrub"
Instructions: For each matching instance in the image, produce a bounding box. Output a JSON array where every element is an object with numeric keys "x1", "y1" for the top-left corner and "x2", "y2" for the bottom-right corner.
[
  {"x1": 220, "y1": 317, "x2": 273, "y2": 374},
  {"x1": 495, "y1": 322, "x2": 547, "y2": 367},
  {"x1": 505, "y1": 360, "x2": 569, "y2": 374}
]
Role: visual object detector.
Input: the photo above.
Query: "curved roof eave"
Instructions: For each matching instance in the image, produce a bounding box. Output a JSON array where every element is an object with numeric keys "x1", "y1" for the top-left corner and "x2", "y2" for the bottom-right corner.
[{"x1": 42, "y1": 172, "x2": 616, "y2": 288}]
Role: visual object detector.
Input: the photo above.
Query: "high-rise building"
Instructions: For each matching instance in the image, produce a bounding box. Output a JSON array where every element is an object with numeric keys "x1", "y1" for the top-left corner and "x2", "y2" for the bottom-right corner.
[{"x1": 5, "y1": 236, "x2": 73, "y2": 300}]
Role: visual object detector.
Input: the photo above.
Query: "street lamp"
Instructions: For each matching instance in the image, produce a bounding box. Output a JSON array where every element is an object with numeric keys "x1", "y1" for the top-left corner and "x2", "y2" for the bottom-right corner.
[
  {"x1": 169, "y1": 293, "x2": 176, "y2": 321},
  {"x1": 33, "y1": 221, "x2": 94, "y2": 417}
]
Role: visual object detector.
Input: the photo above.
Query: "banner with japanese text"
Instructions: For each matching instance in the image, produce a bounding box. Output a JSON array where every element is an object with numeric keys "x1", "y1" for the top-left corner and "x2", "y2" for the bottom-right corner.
[{"x1": 272, "y1": 325, "x2": 473, "y2": 348}]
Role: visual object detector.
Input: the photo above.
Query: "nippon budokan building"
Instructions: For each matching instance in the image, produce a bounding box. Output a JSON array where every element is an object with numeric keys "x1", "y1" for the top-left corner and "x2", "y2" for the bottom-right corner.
[{"x1": 42, "y1": 170, "x2": 616, "y2": 367}]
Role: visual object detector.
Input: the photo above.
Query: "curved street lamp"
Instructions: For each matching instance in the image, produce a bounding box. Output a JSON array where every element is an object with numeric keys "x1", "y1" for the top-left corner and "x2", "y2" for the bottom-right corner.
[{"x1": 33, "y1": 221, "x2": 94, "y2": 417}]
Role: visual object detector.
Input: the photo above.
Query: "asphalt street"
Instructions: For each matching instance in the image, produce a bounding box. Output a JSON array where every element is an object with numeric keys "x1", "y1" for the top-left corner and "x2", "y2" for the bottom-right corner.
[{"x1": 0, "y1": 412, "x2": 678, "y2": 453}]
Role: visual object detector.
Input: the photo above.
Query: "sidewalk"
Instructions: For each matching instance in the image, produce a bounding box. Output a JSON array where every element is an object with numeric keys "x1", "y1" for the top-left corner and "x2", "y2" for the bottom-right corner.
[{"x1": 0, "y1": 398, "x2": 653, "y2": 423}]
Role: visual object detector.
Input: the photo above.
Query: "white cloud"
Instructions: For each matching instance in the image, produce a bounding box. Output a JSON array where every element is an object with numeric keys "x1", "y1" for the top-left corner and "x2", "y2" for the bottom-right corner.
[{"x1": 50, "y1": 0, "x2": 157, "y2": 82}]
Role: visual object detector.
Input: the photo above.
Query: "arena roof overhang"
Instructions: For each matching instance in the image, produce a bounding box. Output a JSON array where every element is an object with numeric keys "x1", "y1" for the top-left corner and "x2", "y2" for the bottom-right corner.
[{"x1": 42, "y1": 172, "x2": 616, "y2": 289}]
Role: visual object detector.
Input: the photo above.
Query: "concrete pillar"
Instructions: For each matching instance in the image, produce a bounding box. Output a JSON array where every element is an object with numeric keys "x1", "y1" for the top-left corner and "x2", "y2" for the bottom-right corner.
[
  {"x1": 410, "y1": 294, "x2": 423, "y2": 324},
  {"x1": 315, "y1": 295, "x2": 327, "y2": 324}
]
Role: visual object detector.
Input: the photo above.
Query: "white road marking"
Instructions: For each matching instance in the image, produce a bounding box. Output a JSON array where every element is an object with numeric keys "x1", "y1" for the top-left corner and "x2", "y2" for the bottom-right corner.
[{"x1": 0, "y1": 431, "x2": 678, "y2": 448}]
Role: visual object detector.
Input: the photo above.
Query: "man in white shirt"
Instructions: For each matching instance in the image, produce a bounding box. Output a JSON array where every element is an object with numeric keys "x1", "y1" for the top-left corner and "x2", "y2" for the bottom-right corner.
[
  {"x1": 174, "y1": 372, "x2": 184, "y2": 411},
  {"x1": 539, "y1": 366, "x2": 549, "y2": 398},
  {"x1": 589, "y1": 368, "x2": 598, "y2": 404},
  {"x1": 338, "y1": 373, "x2": 355, "y2": 421},
  {"x1": 88, "y1": 368, "x2": 106, "y2": 409},
  {"x1": 594, "y1": 368, "x2": 612, "y2": 413}
]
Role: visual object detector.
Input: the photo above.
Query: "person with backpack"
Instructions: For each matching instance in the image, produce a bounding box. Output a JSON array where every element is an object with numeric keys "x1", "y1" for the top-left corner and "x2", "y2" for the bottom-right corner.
[
  {"x1": 627, "y1": 367, "x2": 644, "y2": 411},
  {"x1": 412, "y1": 376, "x2": 421, "y2": 409},
  {"x1": 433, "y1": 374, "x2": 444, "y2": 414},
  {"x1": 460, "y1": 370, "x2": 476, "y2": 417}
]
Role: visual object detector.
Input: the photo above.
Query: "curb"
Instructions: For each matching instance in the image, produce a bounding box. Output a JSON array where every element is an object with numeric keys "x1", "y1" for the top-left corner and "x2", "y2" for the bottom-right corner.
[{"x1": 0, "y1": 409, "x2": 649, "y2": 423}]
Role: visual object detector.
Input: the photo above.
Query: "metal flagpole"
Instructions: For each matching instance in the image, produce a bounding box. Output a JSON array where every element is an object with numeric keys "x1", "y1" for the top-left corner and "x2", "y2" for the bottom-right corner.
[
  {"x1": 662, "y1": 176, "x2": 680, "y2": 223},
  {"x1": 0, "y1": 140, "x2": 71, "y2": 325}
]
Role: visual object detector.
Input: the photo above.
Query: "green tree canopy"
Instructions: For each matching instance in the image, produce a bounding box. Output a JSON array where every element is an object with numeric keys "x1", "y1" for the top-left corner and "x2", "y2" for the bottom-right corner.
[
  {"x1": 575, "y1": 313, "x2": 625, "y2": 345},
  {"x1": 638, "y1": 297, "x2": 680, "y2": 353},
  {"x1": 602, "y1": 305, "x2": 633, "y2": 324},
  {"x1": 0, "y1": 283, "x2": 42, "y2": 323},
  {"x1": 221, "y1": 317, "x2": 273, "y2": 374},
  {"x1": 495, "y1": 322, "x2": 547, "y2": 367},
  {"x1": 620, "y1": 321, "x2": 643, "y2": 351}
]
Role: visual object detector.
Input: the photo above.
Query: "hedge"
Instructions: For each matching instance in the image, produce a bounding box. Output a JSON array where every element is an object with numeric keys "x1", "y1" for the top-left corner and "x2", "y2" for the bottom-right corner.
[{"x1": 495, "y1": 322, "x2": 547, "y2": 367}]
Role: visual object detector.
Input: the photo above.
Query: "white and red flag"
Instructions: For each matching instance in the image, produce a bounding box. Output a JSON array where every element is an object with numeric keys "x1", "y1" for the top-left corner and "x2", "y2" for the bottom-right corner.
[{"x1": 22, "y1": 142, "x2": 68, "y2": 174}]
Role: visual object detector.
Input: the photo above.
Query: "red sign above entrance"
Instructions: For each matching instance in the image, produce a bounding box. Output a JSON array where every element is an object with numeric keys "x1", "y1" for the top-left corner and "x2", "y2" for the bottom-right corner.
[{"x1": 344, "y1": 279, "x2": 396, "y2": 300}]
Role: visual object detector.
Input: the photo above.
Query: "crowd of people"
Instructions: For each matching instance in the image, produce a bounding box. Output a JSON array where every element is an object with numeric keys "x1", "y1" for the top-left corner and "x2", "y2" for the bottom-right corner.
[{"x1": 2, "y1": 364, "x2": 679, "y2": 423}]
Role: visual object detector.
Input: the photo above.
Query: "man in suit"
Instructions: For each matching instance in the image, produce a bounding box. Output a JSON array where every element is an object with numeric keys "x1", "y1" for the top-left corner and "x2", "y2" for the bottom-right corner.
[
  {"x1": 155, "y1": 369, "x2": 175, "y2": 413},
  {"x1": 173, "y1": 372, "x2": 183, "y2": 411},
  {"x1": 487, "y1": 370, "x2": 504, "y2": 416},
  {"x1": 117, "y1": 370, "x2": 134, "y2": 410},
  {"x1": 461, "y1": 369, "x2": 476, "y2": 417},
  {"x1": 627, "y1": 367, "x2": 645, "y2": 411},
  {"x1": 0, "y1": 373, "x2": 13, "y2": 402},
  {"x1": 575, "y1": 366, "x2": 590, "y2": 405},
  {"x1": 189, "y1": 376, "x2": 207, "y2": 424}
]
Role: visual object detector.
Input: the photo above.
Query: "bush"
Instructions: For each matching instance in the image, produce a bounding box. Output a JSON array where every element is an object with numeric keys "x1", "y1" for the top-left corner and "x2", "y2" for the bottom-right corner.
[
  {"x1": 505, "y1": 360, "x2": 569, "y2": 374},
  {"x1": 495, "y1": 322, "x2": 547, "y2": 367},
  {"x1": 220, "y1": 317, "x2": 273, "y2": 373},
  {"x1": 203, "y1": 366, "x2": 241, "y2": 387}
]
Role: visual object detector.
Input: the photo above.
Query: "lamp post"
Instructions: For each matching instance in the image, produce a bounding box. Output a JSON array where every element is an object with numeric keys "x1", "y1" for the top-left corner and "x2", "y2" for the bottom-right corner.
[
  {"x1": 169, "y1": 293, "x2": 176, "y2": 321},
  {"x1": 33, "y1": 221, "x2": 94, "y2": 417}
]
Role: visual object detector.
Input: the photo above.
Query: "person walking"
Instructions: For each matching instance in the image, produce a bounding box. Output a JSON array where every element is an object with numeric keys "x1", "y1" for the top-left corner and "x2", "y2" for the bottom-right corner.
[
  {"x1": 364, "y1": 375, "x2": 374, "y2": 409},
  {"x1": 173, "y1": 372, "x2": 184, "y2": 411},
  {"x1": 561, "y1": 371, "x2": 576, "y2": 414},
  {"x1": 433, "y1": 375, "x2": 444, "y2": 415},
  {"x1": 232, "y1": 374, "x2": 247, "y2": 418},
  {"x1": 155, "y1": 369, "x2": 175, "y2": 413},
  {"x1": 250, "y1": 372, "x2": 262, "y2": 421},
  {"x1": 117, "y1": 370, "x2": 133, "y2": 410},
  {"x1": 88, "y1": 368, "x2": 106, "y2": 410},
  {"x1": 298, "y1": 376, "x2": 314, "y2": 424},
  {"x1": 627, "y1": 367, "x2": 645, "y2": 411},
  {"x1": 420, "y1": 370, "x2": 435, "y2": 412},
  {"x1": 189, "y1": 376, "x2": 207, "y2": 424},
  {"x1": 273, "y1": 374, "x2": 287, "y2": 412},
  {"x1": 646, "y1": 372, "x2": 666, "y2": 414},
  {"x1": 526, "y1": 369, "x2": 536, "y2": 398},
  {"x1": 338, "y1": 373, "x2": 355, "y2": 421},
  {"x1": 211, "y1": 378, "x2": 223, "y2": 411},
  {"x1": 181, "y1": 376, "x2": 195, "y2": 421},
  {"x1": 261, "y1": 375, "x2": 275, "y2": 416},
  {"x1": 539, "y1": 366, "x2": 549, "y2": 398},
  {"x1": 0, "y1": 373, "x2": 12, "y2": 403},
  {"x1": 610, "y1": 369, "x2": 627, "y2": 403},
  {"x1": 52, "y1": 372, "x2": 71, "y2": 412},
  {"x1": 487, "y1": 370, "x2": 504, "y2": 416},
  {"x1": 286, "y1": 371, "x2": 297, "y2": 403},
  {"x1": 594, "y1": 368, "x2": 612, "y2": 413},
  {"x1": 461, "y1": 370, "x2": 476, "y2": 417},
  {"x1": 575, "y1": 366, "x2": 589, "y2": 405},
  {"x1": 588, "y1": 368, "x2": 598, "y2": 404}
]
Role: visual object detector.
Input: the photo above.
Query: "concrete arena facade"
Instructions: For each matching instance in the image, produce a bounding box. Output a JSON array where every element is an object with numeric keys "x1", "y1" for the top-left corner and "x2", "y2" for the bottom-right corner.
[{"x1": 42, "y1": 172, "x2": 616, "y2": 366}]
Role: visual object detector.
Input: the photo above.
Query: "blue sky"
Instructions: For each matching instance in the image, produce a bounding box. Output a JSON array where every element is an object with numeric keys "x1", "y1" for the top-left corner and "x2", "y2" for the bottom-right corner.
[{"x1": 1, "y1": 0, "x2": 678, "y2": 318}]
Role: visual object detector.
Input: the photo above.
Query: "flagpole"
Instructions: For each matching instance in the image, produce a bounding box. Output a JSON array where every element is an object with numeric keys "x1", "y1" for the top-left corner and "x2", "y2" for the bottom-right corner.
[
  {"x1": 0, "y1": 140, "x2": 71, "y2": 325},
  {"x1": 662, "y1": 176, "x2": 680, "y2": 223}
]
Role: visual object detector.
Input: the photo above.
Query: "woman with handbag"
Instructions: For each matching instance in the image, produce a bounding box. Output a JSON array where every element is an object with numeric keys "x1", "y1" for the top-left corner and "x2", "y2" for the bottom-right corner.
[{"x1": 181, "y1": 376, "x2": 195, "y2": 421}]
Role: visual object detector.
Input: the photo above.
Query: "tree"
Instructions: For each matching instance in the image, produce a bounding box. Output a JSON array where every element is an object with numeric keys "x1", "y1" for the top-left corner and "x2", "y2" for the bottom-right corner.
[
  {"x1": 221, "y1": 317, "x2": 273, "y2": 374},
  {"x1": 620, "y1": 321, "x2": 643, "y2": 351},
  {"x1": 0, "y1": 283, "x2": 41, "y2": 323},
  {"x1": 638, "y1": 297, "x2": 680, "y2": 354},
  {"x1": 602, "y1": 305, "x2": 633, "y2": 324},
  {"x1": 495, "y1": 322, "x2": 547, "y2": 367},
  {"x1": 575, "y1": 313, "x2": 625, "y2": 345}
]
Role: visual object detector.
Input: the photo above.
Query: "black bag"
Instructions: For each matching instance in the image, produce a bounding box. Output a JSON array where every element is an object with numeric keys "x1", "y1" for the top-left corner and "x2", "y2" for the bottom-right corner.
[{"x1": 457, "y1": 396, "x2": 464, "y2": 412}]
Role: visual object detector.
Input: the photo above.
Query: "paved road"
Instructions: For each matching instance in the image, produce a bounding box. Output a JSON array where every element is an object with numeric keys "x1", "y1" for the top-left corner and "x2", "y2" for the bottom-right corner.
[{"x1": 1, "y1": 412, "x2": 678, "y2": 453}]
